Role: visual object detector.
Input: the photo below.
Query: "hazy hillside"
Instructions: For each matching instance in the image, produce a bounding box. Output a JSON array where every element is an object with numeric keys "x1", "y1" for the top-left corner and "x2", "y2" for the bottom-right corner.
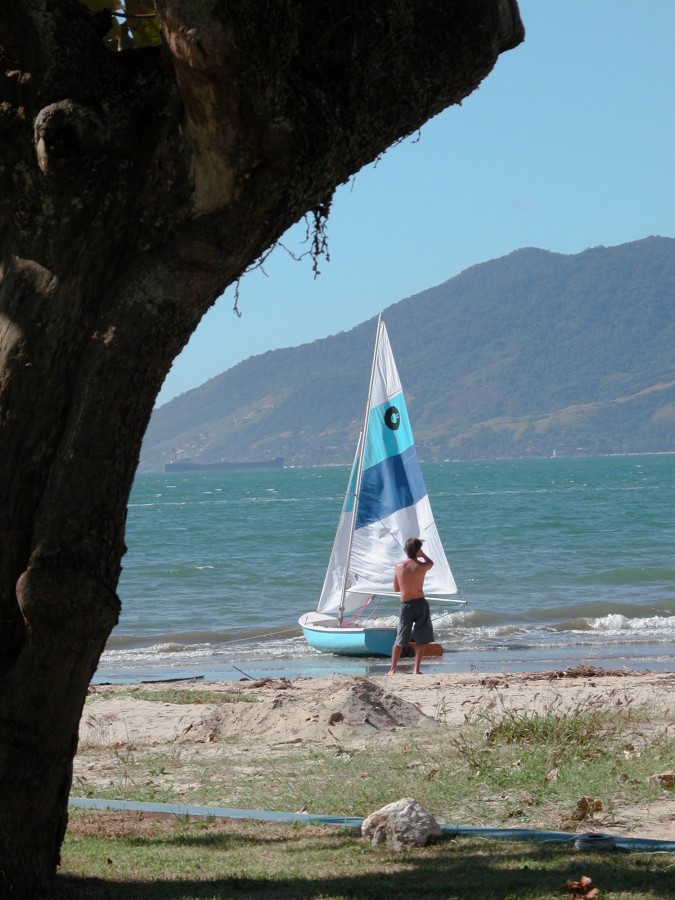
[{"x1": 140, "y1": 236, "x2": 675, "y2": 471}]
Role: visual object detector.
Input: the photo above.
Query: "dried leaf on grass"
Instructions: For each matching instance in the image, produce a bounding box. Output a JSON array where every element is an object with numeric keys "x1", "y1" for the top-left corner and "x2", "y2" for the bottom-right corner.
[
  {"x1": 563, "y1": 874, "x2": 599, "y2": 898},
  {"x1": 574, "y1": 796, "x2": 603, "y2": 819},
  {"x1": 648, "y1": 769, "x2": 675, "y2": 789}
]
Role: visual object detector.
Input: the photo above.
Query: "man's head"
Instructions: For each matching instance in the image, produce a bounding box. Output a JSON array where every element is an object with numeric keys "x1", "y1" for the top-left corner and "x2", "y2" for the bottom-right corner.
[{"x1": 404, "y1": 537, "x2": 423, "y2": 559}]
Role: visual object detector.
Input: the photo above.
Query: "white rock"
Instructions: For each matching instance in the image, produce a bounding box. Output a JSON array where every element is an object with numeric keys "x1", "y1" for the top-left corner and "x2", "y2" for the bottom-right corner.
[{"x1": 361, "y1": 797, "x2": 442, "y2": 851}]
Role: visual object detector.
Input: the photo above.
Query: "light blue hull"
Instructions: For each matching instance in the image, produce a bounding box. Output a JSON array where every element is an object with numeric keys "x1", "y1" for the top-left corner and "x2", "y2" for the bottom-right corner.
[{"x1": 298, "y1": 613, "x2": 396, "y2": 657}]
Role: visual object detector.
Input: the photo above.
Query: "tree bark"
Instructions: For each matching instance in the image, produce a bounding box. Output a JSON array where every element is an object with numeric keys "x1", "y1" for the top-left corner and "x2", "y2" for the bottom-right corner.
[{"x1": 0, "y1": 1, "x2": 523, "y2": 894}]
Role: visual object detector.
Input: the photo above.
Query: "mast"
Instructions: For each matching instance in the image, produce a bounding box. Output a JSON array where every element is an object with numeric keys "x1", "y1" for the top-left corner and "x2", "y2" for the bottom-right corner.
[{"x1": 337, "y1": 315, "x2": 382, "y2": 625}]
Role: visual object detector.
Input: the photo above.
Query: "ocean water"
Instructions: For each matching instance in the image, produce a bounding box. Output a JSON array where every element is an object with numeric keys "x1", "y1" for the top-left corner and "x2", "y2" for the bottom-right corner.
[{"x1": 96, "y1": 455, "x2": 675, "y2": 683}]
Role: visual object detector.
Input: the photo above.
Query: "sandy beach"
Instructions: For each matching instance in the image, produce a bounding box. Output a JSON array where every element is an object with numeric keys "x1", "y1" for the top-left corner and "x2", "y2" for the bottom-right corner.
[{"x1": 76, "y1": 666, "x2": 675, "y2": 840}]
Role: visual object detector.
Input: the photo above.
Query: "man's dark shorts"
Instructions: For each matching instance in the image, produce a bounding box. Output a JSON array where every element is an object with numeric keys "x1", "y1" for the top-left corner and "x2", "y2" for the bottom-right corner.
[{"x1": 394, "y1": 597, "x2": 434, "y2": 647}]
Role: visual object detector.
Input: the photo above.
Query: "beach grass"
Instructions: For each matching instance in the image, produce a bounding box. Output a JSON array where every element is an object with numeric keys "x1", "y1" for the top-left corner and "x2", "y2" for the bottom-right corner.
[
  {"x1": 63, "y1": 694, "x2": 675, "y2": 897},
  {"x1": 74, "y1": 698, "x2": 674, "y2": 834}
]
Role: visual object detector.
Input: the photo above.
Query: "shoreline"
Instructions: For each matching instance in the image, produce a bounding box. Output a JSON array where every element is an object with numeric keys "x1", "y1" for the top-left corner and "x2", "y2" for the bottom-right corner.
[{"x1": 93, "y1": 642, "x2": 675, "y2": 686}]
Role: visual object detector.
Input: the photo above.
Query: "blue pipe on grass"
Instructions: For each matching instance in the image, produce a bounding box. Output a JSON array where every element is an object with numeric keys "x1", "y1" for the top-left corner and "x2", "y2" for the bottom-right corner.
[
  {"x1": 69, "y1": 797, "x2": 675, "y2": 853},
  {"x1": 69, "y1": 797, "x2": 363, "y2": 829}
]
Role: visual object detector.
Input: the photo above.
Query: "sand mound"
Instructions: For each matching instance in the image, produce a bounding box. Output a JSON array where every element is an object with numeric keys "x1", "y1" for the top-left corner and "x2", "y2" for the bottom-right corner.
[{"x1": 201, "y1": 676, "x2": 435, "y2": 745}]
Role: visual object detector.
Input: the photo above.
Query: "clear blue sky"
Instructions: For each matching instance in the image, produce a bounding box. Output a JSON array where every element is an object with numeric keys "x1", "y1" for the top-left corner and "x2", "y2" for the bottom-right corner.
[{"x1": 156, "y1": 0, "x2": 675, "y2": 406}]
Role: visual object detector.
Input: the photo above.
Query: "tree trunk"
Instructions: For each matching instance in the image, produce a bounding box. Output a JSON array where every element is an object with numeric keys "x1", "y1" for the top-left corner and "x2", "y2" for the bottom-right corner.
[{"x1": 0, "y1": 1, "x2": 523, "y2": 894}]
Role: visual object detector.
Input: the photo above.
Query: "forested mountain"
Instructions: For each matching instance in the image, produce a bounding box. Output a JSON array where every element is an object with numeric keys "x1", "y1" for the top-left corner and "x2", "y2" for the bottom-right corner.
[{"x1": 140, "y1": 236, "x2": 675, "y2": 471}]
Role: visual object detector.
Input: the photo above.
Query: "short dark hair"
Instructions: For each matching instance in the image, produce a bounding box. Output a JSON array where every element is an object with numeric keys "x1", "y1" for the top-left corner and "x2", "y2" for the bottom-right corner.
[{"x1": 404, "y1": 537, "x2": 423, "y2": 558}]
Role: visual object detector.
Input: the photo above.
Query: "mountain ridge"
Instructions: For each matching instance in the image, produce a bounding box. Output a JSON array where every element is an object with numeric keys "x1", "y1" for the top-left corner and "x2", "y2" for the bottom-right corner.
[{"x1": 140, "y1": 236, "x2": 675, "y2": 471}]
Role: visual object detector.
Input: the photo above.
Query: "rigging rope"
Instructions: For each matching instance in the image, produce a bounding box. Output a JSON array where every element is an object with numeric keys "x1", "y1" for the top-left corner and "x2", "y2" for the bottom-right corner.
[{"x1": 342, "y1": 595, "x2": 383, "y2": 627}]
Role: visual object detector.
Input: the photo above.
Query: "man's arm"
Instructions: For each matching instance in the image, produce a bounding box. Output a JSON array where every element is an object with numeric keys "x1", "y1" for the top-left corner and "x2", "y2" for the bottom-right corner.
[
  {"x1": 417, "y1": 550, "x2": 434, "y2": 569},
  {"x1": 393, "y1": 565, "x2": 400, "y2": 592}
]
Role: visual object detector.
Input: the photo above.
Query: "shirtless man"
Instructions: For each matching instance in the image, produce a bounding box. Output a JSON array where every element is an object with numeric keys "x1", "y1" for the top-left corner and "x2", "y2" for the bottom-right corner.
[{"x1": 387, "y1": 537, "x2": 434, "y2": 675}]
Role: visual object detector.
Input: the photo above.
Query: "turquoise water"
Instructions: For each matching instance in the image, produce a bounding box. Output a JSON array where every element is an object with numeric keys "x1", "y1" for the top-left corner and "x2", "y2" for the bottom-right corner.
[{"x1": 97, "y1": 455, "x2": 675, "y2": 682}]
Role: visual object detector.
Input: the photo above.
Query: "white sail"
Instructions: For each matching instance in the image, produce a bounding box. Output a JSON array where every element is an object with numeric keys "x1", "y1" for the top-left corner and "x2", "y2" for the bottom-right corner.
[
  {"x1": 316, "y1": 434, "x2": 361, "y2": 616},
  {"x1": 317, "y1": 318, "x2": 456, "y2": 619}
]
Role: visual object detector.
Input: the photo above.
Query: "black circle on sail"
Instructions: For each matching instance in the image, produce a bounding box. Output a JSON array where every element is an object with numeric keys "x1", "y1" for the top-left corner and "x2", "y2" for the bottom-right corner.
[{"x1": 384, "y1": 406, "x2": 400, "y2": 430}]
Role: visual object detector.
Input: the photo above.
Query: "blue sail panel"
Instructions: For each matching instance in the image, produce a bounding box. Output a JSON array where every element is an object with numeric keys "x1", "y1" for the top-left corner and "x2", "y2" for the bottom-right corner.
[
  {"x1": 356, "y1": 444, "x2": 427, "y2": 529},
  {"x1": 361, "y1": 392, "x2": 413, "y2": 472}
]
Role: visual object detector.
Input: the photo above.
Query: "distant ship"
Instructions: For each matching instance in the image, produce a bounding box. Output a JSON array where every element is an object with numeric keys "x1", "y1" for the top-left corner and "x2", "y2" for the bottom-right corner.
[{"x1": 164, "y1": 457, "x2": 284, "y2": 473}]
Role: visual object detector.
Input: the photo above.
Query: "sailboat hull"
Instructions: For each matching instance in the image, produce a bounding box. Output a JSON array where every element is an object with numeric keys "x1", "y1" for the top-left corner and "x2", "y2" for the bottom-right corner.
[{"x1": 298, "y1": 612, "x2": 396, "y2": 657}]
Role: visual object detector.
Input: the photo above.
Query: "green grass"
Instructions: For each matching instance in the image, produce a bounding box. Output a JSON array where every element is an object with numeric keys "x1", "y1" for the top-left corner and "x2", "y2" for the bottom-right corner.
[{"x1": 58, "y1": 812, "x2": 675, "y2": 899}]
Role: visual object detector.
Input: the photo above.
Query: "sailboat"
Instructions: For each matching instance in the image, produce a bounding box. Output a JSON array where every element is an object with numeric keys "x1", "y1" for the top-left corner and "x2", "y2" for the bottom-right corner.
[{"x1": 298, "y1": 317, "x2": 465, "y2": 657}]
